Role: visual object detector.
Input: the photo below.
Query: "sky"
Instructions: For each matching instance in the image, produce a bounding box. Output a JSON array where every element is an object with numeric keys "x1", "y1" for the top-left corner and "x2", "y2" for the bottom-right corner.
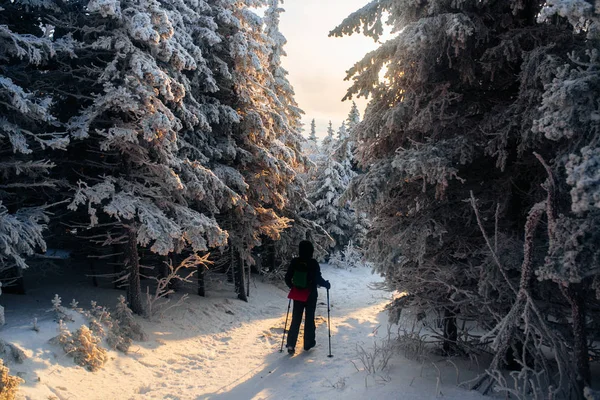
[{"x1": 276, "y1": 0, "x2": 382, "y2": 139}]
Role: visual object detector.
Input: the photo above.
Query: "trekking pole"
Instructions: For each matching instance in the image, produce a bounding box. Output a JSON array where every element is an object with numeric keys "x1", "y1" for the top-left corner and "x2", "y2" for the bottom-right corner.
[
  {"x1": 279, "y1": 298, "x2": 292, "y2": 353},
  {"x1": 327, "y1": 288, "x2": 333, "y2": 358}
]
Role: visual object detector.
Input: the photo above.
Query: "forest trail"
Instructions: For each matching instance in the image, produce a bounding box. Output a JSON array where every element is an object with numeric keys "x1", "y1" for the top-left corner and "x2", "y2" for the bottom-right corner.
[{"x1": 3, "y1": 264, "x2": 487, "y2": 400}]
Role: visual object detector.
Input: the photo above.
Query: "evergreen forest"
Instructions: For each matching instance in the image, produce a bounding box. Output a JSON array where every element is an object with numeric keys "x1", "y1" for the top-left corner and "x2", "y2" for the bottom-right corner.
[{"x1": 1, "y1": 1, "x2": 599, "y2": 399}]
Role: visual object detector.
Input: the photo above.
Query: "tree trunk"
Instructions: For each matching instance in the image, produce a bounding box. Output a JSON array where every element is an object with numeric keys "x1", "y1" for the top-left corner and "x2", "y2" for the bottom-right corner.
[
  {"x1": 197, "y1": 263, "x2": 205, "y2": 297},
  {"x1": 442, "y1": 308, "x2": 458, "y2": 355},
  {"x1": 113, "y1": 246, "x2": 124, "y2": 289},
  {"x1": 227, "y1": 245, "x2": 235, "y2": 283},
  {"x1": 234, "y1": 249, "x2": 247, "y2": 302},
  {"x1": 125, "y1": 227, "x2": 145, "y2": 315},
  {"x1": 270, "y1": 242, "x2": 276, "y2": 271},
  {"x1": 563, "y1": 284, "x2": 590, "y2": 396},
  {"x1": 246, "y1": 254, "x2": 250, "y2": 298},
  {"x1": 89, "y1": 259, "x2": 98, "y2": 287}
]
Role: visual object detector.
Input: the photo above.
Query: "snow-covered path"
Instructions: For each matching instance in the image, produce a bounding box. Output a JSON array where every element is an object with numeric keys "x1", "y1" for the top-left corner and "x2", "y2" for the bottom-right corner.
[
  {"x1": 2, "y1": 264, "x2": 489, "y2": 399},
  {"x1": 203, "y1": 266, "x2": 391, "y2": 399}
]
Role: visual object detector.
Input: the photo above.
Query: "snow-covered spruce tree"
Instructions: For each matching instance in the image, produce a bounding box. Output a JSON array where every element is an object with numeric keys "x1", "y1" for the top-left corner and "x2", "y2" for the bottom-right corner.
[
  {"x1": 308, "y1": 116, "x2": 365, "y2": 254},
  {"x1": 0, "y1": 7, "x2": 72, "y2": 295},
  {"x1": 340, "y1": 104, "x2": 369, "y2": 246},
  {"x1": 302, "y1": 118, "x2": 319, "y2": 166},
  {"x1": 335, "y1": 122, "x2": 354, "y2": 185},
  {"x1": 320, "y1": 120, "x2": 336, "y2": 158},
  {"x1": 308, "y1": 152, "x2": 354, "y2": 254},
  {"x1": 530, "y1": 1, "x2": 600, "y2": 395},
  {"x1": 341, "y1": 101, "x2": 364, "y2": 172},
  {"x1": 262, "y1": 0, "x2": 331, "y2": 268},
  {"x1": 202, "y1": 0, "x2": 307, "y2": 300},
  {"x1": 305, "y1": 118, "x2": 360, "y2": 255},
  {"x1": 308, "y1": 119, "x2": 317, "y2": 142},
  {"x1": 264, "y1": 0, "x2": 304, "y2": 135},
  {"x1": 333, "y1": 0, "x2": 598, "y2": 396},
  {"x1": 346, "y1": 101, "x2": 360, "y2": 133},
  {"x1": 55, "y1": 0, "x2": 231, "y2": 314}
]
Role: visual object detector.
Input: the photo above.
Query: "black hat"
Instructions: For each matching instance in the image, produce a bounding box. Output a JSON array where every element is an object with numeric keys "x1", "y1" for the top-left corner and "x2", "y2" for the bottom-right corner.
[{"x1": 299, "y1": 240, "x2": 314, "y2": 259}]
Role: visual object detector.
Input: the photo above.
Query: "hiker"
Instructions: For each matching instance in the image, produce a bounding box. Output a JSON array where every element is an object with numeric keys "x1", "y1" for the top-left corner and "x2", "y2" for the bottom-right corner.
[{"x1": 284, "y1": 240, "x2": 330, "y2": 354}]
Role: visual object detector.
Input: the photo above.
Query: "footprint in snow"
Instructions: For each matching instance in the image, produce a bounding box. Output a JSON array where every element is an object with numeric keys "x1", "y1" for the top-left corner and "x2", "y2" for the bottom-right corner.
[{"x1": 270, "y1": 326, "x2": 284, "y2": 334}]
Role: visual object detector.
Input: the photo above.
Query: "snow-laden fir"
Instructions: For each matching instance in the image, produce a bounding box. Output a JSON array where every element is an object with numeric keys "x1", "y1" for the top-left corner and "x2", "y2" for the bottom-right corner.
[{"x1": 1, "y1": 0, "x2": 599, "y2": 399}]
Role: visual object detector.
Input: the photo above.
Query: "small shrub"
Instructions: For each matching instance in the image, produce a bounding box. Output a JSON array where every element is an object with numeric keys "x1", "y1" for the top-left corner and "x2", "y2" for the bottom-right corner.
[
  {"x1": 351, "y1": 326, "x2": 395, "y2": 377},
  {"x1": 50, "y1": 320, "x2": 73, "y2": 349},
  {"x1": 0, "y1": 359, "x2": 23, "y2": 400},
  {"x1": 83, "y1": 297, "x2": 146, "y2": 353},
  {"x1": 71, "y1": 326, "x2": 107, "y2": 371},
  {"x1": 145, "y1": 255, "x2": 206, "y2": 318},
  {"x1": 51, "y1": 295, "x2": 73, "y2": 322},
  {"x1": 114, "y1": 296, "x2": 146, "y2": 343},
  {"x1": 396, "y1": 328, "x2": 429, "y2": 361},
  {"x1": 329, "y1": 242, "x2": 367, "y2": 269},
  {"x1": 51, "y1": 321, "x2": 107, "y2": 371},
  {"x1": 88, "y1": 301, "x2": 111, "y2": 323},
  {"x1": 88, "y1": 320, "x2": 105, "y2": 337},
  {"x1": 56, "y1": 296, "x2": 146, "y2": 355},
  {"x1": 0, "y1": 340, "x2": 27, "y2": 364}
]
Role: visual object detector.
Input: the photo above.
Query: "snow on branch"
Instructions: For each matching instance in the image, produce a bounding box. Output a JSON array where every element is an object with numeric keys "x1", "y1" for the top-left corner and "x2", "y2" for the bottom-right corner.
[
  {"x1": 566, "y1": 146, "x2": 600, "y2": 213},
  {"x1": 537, "y1": 0, "x2": 599, "y2": 38},
  {"x1": 392, "y1": 137, "x2": 468, "y2": 199},
  {"x1": 0, "y1": 203, "x2": 48, "y2": 271},
  {"x1": 329, "y1": 0, "x2": 392, "y2": 41}
]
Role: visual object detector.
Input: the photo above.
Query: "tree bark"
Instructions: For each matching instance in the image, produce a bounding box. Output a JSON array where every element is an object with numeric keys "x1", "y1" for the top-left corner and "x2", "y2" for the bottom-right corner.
[
  {"x1": 89, "y1": 259, "x2": 98, "y2": 287},
  {"x1": 271, "y1": 242, "x2": 276, "y2": 271},
  {"x1": 246, "y1": 253, "x2": 250, "y2": 298},
  {"x1": 197, "y1": 263, "x2": 205, "y2": 297},
  {"x1": 112, "y1": 245, "x2": 126, "y2": 290},
  {"x1": 234, "y1": 249, "x2": 247, "y2": 302},
  {"x1": 562, "y1": 284, "x2": 591, "y2": 396},
  {"x1": 227, "y1": 244, "x2": 235, "y2": 283},
  {"x1": 125, "y1": 227, "x2": 144, "y2": 315},
  {"x1": 442, "y1": 308, "x2": 457, "y2": 355}
]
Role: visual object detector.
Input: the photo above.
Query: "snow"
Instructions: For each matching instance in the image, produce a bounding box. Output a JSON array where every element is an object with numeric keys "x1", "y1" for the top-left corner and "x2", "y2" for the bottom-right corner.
[{"x1": 2, "y1": 263, "x2": 489, "y2": 400}]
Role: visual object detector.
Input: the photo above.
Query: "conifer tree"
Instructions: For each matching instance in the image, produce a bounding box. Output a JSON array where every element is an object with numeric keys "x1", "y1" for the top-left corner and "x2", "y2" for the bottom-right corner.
[
  {"x1": 302, "y1": 118, "x2": 319, "y2": 165},
  {"x1": 334, "y1": 0, "x2": 599, "y2": 396},
  {"x1": 0, "y1": 5, "x2": 72, "y2": 290},
  {"x1": 0, "y1": 0, "x2": 317, "y2": 310},
  {"x1": 308, "y1": 118, "x2": 317, "y2": 142},
  {"x1": 308, "y1": 155, "x2": 352, "y2": 252},
  {"x1": 263, "y1": 0, "x2": 330, "y2": 268},
  {"x1": 335, "y1": 122, "x2": 353, "y2": 186},
  {"x1": 219, "y1": 0, "x2": 311, "y2": 299},
  {"x1": 307, "y1": 120, "x2": 357, "y2": 253},
  {"x1": 264, "y1": 0, "x2": 304, "y2": 135},
  {"x1": 338, "y1": 106, "x2": 369, "y2": 247},
  {"x1": 57, "y1": 0, "x2": 232, "y2": 313},
  {"x1": 320, "y1": 121, "x2": 336, "y2": 157},
  {"x1": 346, "y1": 101, "x2": 361, "y2": 133}
]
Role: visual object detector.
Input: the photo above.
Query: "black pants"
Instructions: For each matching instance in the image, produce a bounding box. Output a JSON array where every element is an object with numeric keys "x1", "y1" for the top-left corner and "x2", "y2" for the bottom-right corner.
[{"x1": 286, "y1": 297, "x2": 317, "y2": 350}]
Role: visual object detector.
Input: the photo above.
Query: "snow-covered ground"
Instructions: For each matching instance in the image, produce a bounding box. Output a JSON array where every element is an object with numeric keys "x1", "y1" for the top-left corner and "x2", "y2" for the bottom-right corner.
[{"x1": 1, "y1": 263, "x2": 490, "y2": 400}]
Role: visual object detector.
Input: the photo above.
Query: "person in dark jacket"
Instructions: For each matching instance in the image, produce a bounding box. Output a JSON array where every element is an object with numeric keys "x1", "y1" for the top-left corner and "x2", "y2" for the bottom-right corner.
[{"x1": 285, "y1": 240, "x2": 330, "y2": 354}]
